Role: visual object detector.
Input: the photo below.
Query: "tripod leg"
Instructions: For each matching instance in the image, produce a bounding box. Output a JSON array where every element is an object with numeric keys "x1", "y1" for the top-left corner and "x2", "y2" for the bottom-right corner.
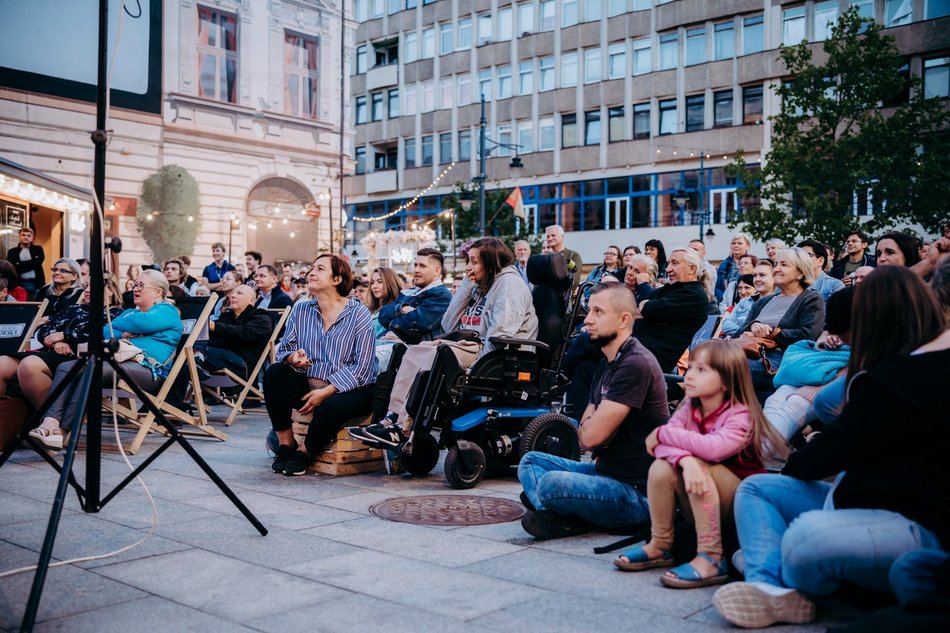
[
  {"x1": 107, "y1": 359, "x2": 268, "y2": 536},
  {"x1": 21, "y1": 360, "x2": 95, "y2": 631}
]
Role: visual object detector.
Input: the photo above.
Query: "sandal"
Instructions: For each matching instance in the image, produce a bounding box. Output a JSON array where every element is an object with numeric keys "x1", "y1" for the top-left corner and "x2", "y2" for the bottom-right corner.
[
  {"x1": 613, "y1": 544, "x2": 675, "y2": 571},
  {"x1": 660, "y1": 552, "x2": 729, "y2": 589},
  {"x1": 28, "y1": 426, "x2": 66, "y2": 451}
]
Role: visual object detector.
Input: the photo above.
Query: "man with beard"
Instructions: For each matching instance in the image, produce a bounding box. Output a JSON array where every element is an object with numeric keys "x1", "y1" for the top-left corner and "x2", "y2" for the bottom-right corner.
[{"x1": 518, "y1": 284, "x2": 669, "y2": 540}]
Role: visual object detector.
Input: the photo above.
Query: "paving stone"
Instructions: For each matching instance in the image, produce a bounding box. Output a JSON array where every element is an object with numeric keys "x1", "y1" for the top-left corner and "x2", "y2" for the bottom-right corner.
[
  {"x1": 180, "y1": 490, "x2": 365, "y2": 530},
  {"x1": 0, "y1": 490, "x2": 74, "y2": 527}
]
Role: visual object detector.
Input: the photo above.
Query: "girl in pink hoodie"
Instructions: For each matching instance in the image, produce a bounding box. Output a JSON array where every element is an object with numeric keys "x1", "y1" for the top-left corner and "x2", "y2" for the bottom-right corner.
[{"x1": 614, "y1": 340, "x2": 788, "y2": 588}]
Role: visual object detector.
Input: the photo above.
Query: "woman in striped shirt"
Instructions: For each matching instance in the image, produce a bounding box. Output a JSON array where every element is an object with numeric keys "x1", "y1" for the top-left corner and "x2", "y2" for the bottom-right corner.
[{"x1": 265, "y1": 254, "x2": 378, "y2": 476}]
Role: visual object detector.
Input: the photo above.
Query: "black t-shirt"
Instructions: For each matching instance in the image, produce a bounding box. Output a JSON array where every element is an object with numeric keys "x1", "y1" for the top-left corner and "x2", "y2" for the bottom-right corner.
[{"x1": 591, "y1": 336, "x2": 669, "y2": 488}]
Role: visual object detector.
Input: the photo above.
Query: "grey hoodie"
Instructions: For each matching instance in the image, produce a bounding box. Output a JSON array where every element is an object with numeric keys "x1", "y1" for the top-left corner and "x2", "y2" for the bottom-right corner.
[{"x1": 441, "y1": 265, "x2": 539, "y2": 356}]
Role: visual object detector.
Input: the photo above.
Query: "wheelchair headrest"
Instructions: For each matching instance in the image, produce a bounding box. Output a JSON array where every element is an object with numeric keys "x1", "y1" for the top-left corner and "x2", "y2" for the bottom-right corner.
[{"x1": 527, "y1": 253, "x2": 569, "y2": 286}]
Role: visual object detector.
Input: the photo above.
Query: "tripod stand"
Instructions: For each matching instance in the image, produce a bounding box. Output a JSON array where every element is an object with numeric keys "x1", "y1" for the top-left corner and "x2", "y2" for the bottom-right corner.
[{"x1": 0, "y1": 2, "x2": 266, "y2": 630}]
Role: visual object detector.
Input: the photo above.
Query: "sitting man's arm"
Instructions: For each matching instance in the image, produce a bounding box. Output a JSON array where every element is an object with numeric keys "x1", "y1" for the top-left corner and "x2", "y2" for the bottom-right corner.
[
  {"x1": 385, "y1": 287, "x2": 451, "y2": 336},
  {"x1": 377, "y1": 295, "x2": 405, "y2": 329},
  {"x1": 577, "y1": 400, "x2": 632, "y2": 452}
]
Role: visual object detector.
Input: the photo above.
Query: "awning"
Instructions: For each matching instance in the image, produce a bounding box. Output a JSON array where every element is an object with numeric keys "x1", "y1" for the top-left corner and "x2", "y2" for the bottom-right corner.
[{"x1": 0, "y1": 156, "x2": 94, "y2": 214}]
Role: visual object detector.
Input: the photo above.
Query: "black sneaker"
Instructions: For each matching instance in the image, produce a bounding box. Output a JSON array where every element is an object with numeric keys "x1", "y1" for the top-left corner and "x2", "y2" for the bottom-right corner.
[
  {"x1": 356, "y1": 421, "x2": 407, "y2": 448},
  {"x1": 520, "y1": 491, "x2": 537, "y2": 511},
  {"x1": 283, "y1": 450, "x2": 311, "y2": 476},
  {"x1": 521, "y1": 510, "x2": 592, "y2": 541},
  {"x1": 271, "y1": 443, "x2": 297, "y2": 473}
]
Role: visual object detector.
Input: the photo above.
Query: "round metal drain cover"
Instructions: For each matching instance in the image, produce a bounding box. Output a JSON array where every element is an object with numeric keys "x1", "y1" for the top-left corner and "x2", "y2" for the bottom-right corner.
[{"x1": 370, "y1": 495, "x2": 526, "y2": 526}]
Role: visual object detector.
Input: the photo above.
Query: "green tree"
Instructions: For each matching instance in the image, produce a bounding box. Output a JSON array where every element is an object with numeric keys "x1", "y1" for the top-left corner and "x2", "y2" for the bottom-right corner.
[
  {"x1": 728, "y1": 8, "x2": 950, "y2": 248},
  {"x1": 136, "y1": 165, "x2": 201, "y2": 262},
  {"x1": 437, "y1": 182, "x2": 541, "y2": 253}
]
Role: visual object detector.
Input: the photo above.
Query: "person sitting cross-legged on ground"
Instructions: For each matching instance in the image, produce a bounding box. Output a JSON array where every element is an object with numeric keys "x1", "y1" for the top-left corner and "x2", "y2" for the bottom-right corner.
[
  {"x1": 712, "y1": 265, "x2": 950, "y2": 629},
  {"x1": 265, "y1": 255, "x2": 377, "y2": 476},
  {"x1": 614, "y1": 339, "x2": 789, "y2": 588},
  {"x1": 377, "y1": 248, "x2": 453, "y2": 343},
  {"x1": 518, "y1": 284, "x2": 668, "y2": 540},
  {"x1": 355, "y1": 238, "x2": 537, "y2": 447}
]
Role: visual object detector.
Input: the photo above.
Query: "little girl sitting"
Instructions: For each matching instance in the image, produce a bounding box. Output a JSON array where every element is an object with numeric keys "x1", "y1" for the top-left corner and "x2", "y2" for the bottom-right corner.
[{"x1": 613, "y1": 339, "x2": 788, "y2": 588}]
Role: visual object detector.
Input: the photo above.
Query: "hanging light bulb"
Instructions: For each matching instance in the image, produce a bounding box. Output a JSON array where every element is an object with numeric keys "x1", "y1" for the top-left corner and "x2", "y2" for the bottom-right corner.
[
  {"x1": 187, "y1": 215, "x2": 194, "y2": 222},
  {"x1": 289, "y1": 231, "x2": 296, "y2": 238},
  {"x1": 266, "y1": 221, "x2": 273, "y2": 229},
  {"x1": 282, "y1": 217, "x2": 288, "y2": 225},
  {"x1": 274, "y1": 204, "x2": 281, "y2": 215}
]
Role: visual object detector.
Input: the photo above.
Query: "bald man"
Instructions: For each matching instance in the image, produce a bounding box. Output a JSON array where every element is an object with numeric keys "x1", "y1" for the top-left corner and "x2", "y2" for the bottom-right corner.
[
  {"x1": 202, "y1": 285, "x2": 273, "y2": 379},
  {"x1": 518, "y1": 284, "x2": 669, "y2": 540}
]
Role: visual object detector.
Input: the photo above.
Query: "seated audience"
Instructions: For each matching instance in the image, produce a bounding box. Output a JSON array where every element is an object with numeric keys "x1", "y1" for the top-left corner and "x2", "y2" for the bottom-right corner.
[
  {"x1": 614, "y1": 340, "x2": 788, "y2": 589},
  {"x1": 265, "y1": 255, "x2": 377, "y2": 476},
  {"x1": 243, "y1": 250, "x2": 262, "y2": 286},
  {"x1": 624, "y1": 254, "x2": 659, "y2": 304},
  {"x1": 718, "y1": 274, "x2": 757, "y2": 338},
  {"x1": 199, "y1": 284, "x2": 272, "y2": 380},
  {"x1": 875, "y1": 231, "x2": 921, "y2": 268},
  {"x1": 211, "y1": 270, "x2": 243, "y2": 317},
  {"x1": 518, "y1": 284, "x2": 667, "y2": 539},
  {"x1": 35, "y1": 258, "x2": 84, "y2": 317},
  {"x1": 0, "y1": 261, "x2": 27, "y2": 301},
  {"x1": 797, "y1": 240, "x2": 845, "y2": 302},
  {"x1": 719, "y1": 254, "x2": 758, "y2": 313},
  {"x1": 622, "y1": 245, "x2": 641, "y2": 268},
  {"x1": 765, "y1": 239, "x2": 786, "y2": 262},
  {"x1": 644, "y1": 239, "x2": 669, "y2": 282},
  {"x1": 582, "y1": 245, "x2": 624, "y2": 300},
  {"x1": 716, "y1": 234, "x2": 751, "y2": 302},
  {"x1": 513, "y1": 240, "x2": 531, "y2": 285},
  {"x1": 377, "y1": 248, "x2": 452, "y2": 343},
  {"x1": 830, "y1": 230, "x2": 875, "y2": 284},
  {"x1": 712, "y1": 266, "x2": 950, "y2": 628},
  {"x1": 364, "y1": 266, "x2": 402, "y2": 338},
  {"x1": 162, "y1": 259, "x2": 191, "y2": 299},
  {"x1": 254, "y1": 264, "x2": 293, "y2": 309}
]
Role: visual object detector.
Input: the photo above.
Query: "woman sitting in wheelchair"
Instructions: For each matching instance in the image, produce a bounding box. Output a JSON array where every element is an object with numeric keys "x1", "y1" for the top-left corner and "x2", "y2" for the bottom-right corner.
[{"x1": 355, "y1": 237, "x2": 538, "y2": 448}]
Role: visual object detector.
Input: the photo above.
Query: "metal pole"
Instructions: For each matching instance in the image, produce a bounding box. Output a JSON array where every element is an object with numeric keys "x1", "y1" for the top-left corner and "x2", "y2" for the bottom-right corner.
[
  {"x1": 451, "y1": 211, "x2": 457, "y2": 273},
  {"x1": 699, "y1": 152, "x2": 705, "y2": 241},
  {"x1": 478, "y1": 96, "x2": 487, "y2": 237},
  {"x1": 328, "y1": 189, "x2": 334, "y2": 253}
]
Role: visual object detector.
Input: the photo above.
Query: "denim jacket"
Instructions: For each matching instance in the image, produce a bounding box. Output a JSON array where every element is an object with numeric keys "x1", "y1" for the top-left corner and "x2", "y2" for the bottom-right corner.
[{"x1": 377, "y1": 282, "x2": 452, "y2": 342}]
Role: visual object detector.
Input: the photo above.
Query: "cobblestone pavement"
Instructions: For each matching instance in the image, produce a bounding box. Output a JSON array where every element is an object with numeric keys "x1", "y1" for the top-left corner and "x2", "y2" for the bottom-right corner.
[{"x1": 0, "y1": 409, "x2": 864, "y2": 632}]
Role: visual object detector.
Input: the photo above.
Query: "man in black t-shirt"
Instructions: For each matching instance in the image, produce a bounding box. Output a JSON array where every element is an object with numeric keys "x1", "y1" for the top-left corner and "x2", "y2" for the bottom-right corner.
[{"x1": 518, "y1": 284, "x2": 669, "y2": 540}]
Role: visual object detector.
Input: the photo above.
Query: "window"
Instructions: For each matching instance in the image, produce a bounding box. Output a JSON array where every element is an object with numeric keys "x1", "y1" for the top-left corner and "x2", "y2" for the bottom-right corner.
[
  {"x1": 743, "y1": 85, "x2": 763, "y2": 124},
  {"x1": 714, "y1": 21, "x2": 734, "y2": 60},
  {"x1": 404, "y1": 138, "x2": 416, "y2": 168},
  {"x1": 440, "y1": 133, "x2": 452, "y2": 163},
  {"x1": 479, "y1": 69, "x2": 492, "y2": 99},
  {"x1": 659, "y1": 99, "x2": 676, "y2": 135},
  {"x1": 633, "y1": 102, "x2": 650, "y2": 139},
  {"x1": 355, "y1": 95, "x2": 367, "y2": 124},
  {"x1": 458, "y1": 17, "x2": 472, "y2": 49},
  {"x1": 356, "y1": 45, "x2": 367, "y2": 74},
  {"x1": 686, "y1": 28, "x2": 706, "y2": 66},
  {"x1": 406, "y1": 0, "x2": 417, "y2": 8},
  {"x1": 924, "y1": 57, "x2": 949, "y2": 99},
  {"x1": 608, "y1": 106, "x2": 624, "y2": 141},
  {"x1": 518, "y1": 2, "x2": 535, "y2": 35},
  {"x1": 584, "y1": 48, "x2": 602, "y2": 83},
  {"x1": 608, "y1": 43, "x2": 625, "y2": 79},
  {"x1": 561, "y1": 113, "x2": 578, "y2": 147},
  {"x1": 405, "y1": 84, "x2": 417, "y2": 113},
  {"x1": 404, "y1": 32, "x2": 418, "y2": 63},
  {"x1": 685, "y1": 94, "x2": 704, "y2": 132},
  {"x1": 885, "y1": 0, "x2": 913, "y2": 26},
  {"x1": 563, "y1": 0, "x2": 579, "y2": 27},
  {"x1": 422, "y1": 79, "x2": 435, "y2": 111},
  {"x1": 539, "y1": 56, "x2": 555, "y2": 90},
  {"x1": 354, "y1": 0, "x2": 368, "y2": 22},
  {"x1": 519, "y1": 61, "x2": 534, "y2": 94},
  {"x1": 421, "y1": 135, "x2": 433, "y2": 165},
  {"x1": 633, "y1": 0, "x2": 650, "y2": 8},
  {"x1": 388, "y1": 0, "x2": 400, "y2": 14},
  {"x1": 926, "y1": 0, "x2": 950, "y2": 19},
  {"x1": 814, "y1": 1, "x2": 838, "y2": 41},
  {"x1": 459, "y1": 130, "x2": 472, "y2": 161},
  {"x1": 440, "y1": 78, "x2": 454, "y2": 109},
  {"x1": 851, "y1": 0, "x2": 874, "y2": 19},
  {"x1": 497, "y1": 65, "x2": 512, "y2": 98},
  {"x1": 518, "y1": 120, "x2": 534, "y2": 153},
  {"x1": 539, "y1": 116, "x2": 555, "y2": 150},
  {"x1": 658, "y1": 33, "x2": 678, "y2": 70},
  {"x1": 585, "y1": 0, "x2": 603, "y2": 21},
  {"x1": 371, "y1": 0, "x2": 384, "y2": 17},
  {"x1": 458, "y1": 73, "x2": 472, "y2": 105},
  {"x1": 743, "y1": 15, "x2": 764, "y2": 55},
  {"x1": 541, "y1": 1, "x2": 556, "y2": 31},
  {"x1": 374, "y1": 41, "x2": 398, "y2": 66},
  {"x1": 355, "y1": 146, "x2": 366, "y2": 174},
  {"x1": 373, "y1": 151, "x2": 386, "y2": 171},
  {"x1": 498, "y1": 7, "x2": 513, "y2": 40},
  {"x1": 422, "y1": 27, "x2": 435, "y2": 58},
  {"x1": 496, "y1": 124, "x2": 513, "y2": 156},
  {"x1": 584, "y1": 110, "x2": 601, "y2": 145},
  {"x1": 284, "y1": 32, "x2": 319, "y2": 119},
  {"x1": 609, "y1": 0, "x2": 626, "y2": 17},
  {"x1": 633, "y1": 38, "x2": 651, "y2": 75},
  {"x1": 440, "y1": 23, "x2": 453, "y2": 54},
  {"x1": 197, "y1": 6, "x2": 238, "y2": 103},
  {"x1": 478, "y1": 13, "x2": 493, "y2": 44},
  {"x1": 371, "y1": 91, "x2": 384, "y2": 121},
  {"x1": 562, "y1": 51, "x2": 578, "y2": 86},
  {"x1": 783, "y1": 6, "x2": 806, "y2": 46},
  {"x1": 714, "y1": 89, "x2": 733, "y2": 127},
  {"x1": 883, "y1": 63, "x2": 911, "y2": 106}
]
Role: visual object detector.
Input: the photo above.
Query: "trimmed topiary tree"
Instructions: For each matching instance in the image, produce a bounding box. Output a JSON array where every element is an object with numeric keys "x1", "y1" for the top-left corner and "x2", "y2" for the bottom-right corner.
[{"x1": 136, "y1": 165, "x2": 201, "y2": 262}]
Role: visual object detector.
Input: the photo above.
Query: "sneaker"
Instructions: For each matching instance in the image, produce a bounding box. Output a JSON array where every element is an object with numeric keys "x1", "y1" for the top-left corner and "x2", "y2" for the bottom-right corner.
[
  {"x1": 271, "y1": 443, "x2": 297, "y2": 473},
  {"x1": 283, "y1": 450, "x2": 311, "y2": 476},
  {"x1": 519, "y1": 491, "x2": 536, "y2": 511},
  {"x1": 521, "y1": 510, "x2": 592, "y2": 541},
  {"x1": 713, "y1": 582, "x2": 816, "y2": 629},
  {"x1": 357, "y1": 420, "x2": 407, "y2": 448}
]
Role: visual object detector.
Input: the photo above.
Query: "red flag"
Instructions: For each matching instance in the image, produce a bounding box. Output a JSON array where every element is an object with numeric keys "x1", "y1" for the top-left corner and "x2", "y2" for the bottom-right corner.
[{"x1": 505, "y1": 186, "x2": 526, "y2": 220}]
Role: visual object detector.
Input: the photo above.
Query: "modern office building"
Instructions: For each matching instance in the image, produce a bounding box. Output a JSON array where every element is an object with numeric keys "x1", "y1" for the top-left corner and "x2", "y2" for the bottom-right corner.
[{"x1": 344, "y1": 0, "x2": 950, "y2": 263}]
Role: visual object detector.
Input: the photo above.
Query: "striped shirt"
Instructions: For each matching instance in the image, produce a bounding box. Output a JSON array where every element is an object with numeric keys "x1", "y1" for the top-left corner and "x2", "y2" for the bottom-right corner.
[{"x1": 275, "y1": 297, "x2": 378, "y2": 392}]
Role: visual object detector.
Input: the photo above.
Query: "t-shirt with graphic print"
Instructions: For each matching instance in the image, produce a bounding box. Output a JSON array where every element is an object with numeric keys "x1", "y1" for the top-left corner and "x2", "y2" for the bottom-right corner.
[{"x1": 458, "y1": 288, "x2": 487, "y2": 331}]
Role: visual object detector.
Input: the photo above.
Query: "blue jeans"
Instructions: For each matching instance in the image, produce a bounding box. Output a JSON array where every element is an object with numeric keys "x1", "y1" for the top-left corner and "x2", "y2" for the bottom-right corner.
[
  {"x1": 748, "y1": 348, "x2": 784, "y2": 403},
  {"x1": 735, "y1": 474, "x2": 943, "y2": 596},
  {"x1": 813, "y1": 375, "x2": 847, "y2": 424},
  {"x1": 517, "y1": 452, "x2": 649, "y2": 529},
  {"x1": 889, "y1": 549, "x2": 949, "y2": 607}
]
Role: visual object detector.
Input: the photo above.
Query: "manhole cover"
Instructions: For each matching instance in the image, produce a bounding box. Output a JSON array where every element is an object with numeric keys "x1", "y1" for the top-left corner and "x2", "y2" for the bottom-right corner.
[{"x1": 369, "y1": 495, "x2": 526, "y2": 526}]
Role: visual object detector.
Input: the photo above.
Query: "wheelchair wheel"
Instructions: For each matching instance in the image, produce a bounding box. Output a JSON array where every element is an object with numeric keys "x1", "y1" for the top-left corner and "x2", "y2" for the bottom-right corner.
[
  {"x1": 444, "y1": 440, "x2": 487, "y2": 489},
  {"x1": 520, "y1": 413, "x2": 580, "y2": 461},
  {"x1": 403, "y1": 432, "x2": 440, "y2": 476}
]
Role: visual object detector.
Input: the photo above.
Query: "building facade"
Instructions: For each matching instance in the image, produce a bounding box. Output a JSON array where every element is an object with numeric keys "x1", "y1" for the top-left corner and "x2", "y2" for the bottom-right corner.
[
  {"x1": 1, "y1": 0, "x2": 352, "y2": 279},
  {"x1": 344, "y1": 0, "x2": 950, "y2": 263}
]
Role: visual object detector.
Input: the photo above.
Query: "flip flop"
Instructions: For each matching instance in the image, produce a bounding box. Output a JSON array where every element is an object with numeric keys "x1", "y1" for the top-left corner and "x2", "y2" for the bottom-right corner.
[
  {"x1": 613, "y1": 545, "x2": 675, "y2": 571},
  {"x1": 660, "y1": 552, "x2": 729, "y2": 589},
  {"x1": 28, "y1": 426, "x2": 65, "y2": 451}
]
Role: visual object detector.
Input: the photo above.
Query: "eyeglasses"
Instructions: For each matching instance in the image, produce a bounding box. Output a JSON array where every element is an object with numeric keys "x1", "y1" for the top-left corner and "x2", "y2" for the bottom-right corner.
[
  {"x1": 131, "y1": 282, "x2": 159, "y2": 291},
  {"x1": 603, "y1": 251, "x2": 618, "y2": 257},
  {"x1": 51, "y1": 267, "x2": 75, "y2": 274}
]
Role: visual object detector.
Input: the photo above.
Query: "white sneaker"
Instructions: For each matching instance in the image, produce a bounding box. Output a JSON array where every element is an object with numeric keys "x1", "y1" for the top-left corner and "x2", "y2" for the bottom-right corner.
[{"x1": 713, "y1": 581, "x2": 816, "y2": 629}]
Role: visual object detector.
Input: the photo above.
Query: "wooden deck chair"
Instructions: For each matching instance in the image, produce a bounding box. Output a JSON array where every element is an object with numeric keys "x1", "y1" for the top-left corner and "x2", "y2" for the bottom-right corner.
[
  {"x1": 106, "y1": 295, "x2": 227, "y2": 454},
  {"x1": 0, "y1": 300, "x2": 49, "y2": 355},
  {"x1": 200, "y1": 306, "x2": 291, "y2": 426}
]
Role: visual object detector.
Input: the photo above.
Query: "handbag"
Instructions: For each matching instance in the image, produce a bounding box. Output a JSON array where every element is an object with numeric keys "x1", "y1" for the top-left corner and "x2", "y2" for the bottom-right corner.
[
  {"x1": 738, "y1": 327, "x2": 782, "y2": 375},
  {"x1": 114, "y1": 339, "x2": 146, "y2": 363}
]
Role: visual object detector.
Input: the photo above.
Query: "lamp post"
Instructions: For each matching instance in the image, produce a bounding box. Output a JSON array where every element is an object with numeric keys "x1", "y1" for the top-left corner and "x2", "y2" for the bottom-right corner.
[
  {"x1": 318, "y1": 190, "x2": 333, "y2": 252},
  {"x1": 442, "y1": 209, "x2": 456, "y2": 273},
  {"x1": 473, "y1": 95, "x2": 524, "y2": 236}
]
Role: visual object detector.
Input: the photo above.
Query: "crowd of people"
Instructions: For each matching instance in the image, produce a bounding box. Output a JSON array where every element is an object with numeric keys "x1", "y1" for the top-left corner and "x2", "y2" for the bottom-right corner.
[{"x1": 3, "y1": 219, "x2": 950, "y2": 628}]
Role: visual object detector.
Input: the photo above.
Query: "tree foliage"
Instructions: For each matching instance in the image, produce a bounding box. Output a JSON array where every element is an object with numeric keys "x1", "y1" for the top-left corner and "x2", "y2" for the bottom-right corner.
[
  {"x1": 728, "y1": 8, "x2": 950, "y2": 248},
  {"x1": 136, "y1": 165, "x2": 201, "y2": 263},
  {"x1": 436, "y1": 182, "x2": 541, "y2": 254}
]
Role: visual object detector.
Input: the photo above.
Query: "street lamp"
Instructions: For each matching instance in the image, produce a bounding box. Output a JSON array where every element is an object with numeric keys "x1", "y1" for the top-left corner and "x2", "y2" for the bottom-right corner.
[
  {"x1": 317, "y1": 190, "x2": 333, "y2": 252},
  {"x1": 474, "y1": 95, "x2": 524, "y2": 236},
  {"x1": 442, "y1": 209, "x2": 457, "y2": 273}
]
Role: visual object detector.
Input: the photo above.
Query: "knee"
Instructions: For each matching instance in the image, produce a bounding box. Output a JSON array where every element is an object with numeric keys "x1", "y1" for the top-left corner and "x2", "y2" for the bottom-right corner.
[
  {"x1": 535, "y1": 471, "x2": 574, "y2": 501},
  {"x1": 648, "y1": 458, "x2": 678, "y2": 483},
  {"x1": 17, "y1": 356, "x2": 48, "y2": 379},
  {"x1": 780, "y1": 511, "x2": 826, "y2": 580},
  {"x1": 262, "y1": 363, "x2": 289, "y2": 392}
]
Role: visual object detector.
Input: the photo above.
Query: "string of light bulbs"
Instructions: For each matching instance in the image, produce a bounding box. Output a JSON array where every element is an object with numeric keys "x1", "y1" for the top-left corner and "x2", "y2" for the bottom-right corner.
[{"x1": 352, "y1": 161, "x2": 459, "y2": 223}]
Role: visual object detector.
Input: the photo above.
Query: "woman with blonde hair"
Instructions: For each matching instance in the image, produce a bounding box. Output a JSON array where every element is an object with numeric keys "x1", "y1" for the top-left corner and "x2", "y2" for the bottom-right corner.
[
  {"x1": 35, "y1": 257, "x2": 84, "y2": 317},
  {"x1": 624, "y1": 253, "x2": 659, "y2": 303}
]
